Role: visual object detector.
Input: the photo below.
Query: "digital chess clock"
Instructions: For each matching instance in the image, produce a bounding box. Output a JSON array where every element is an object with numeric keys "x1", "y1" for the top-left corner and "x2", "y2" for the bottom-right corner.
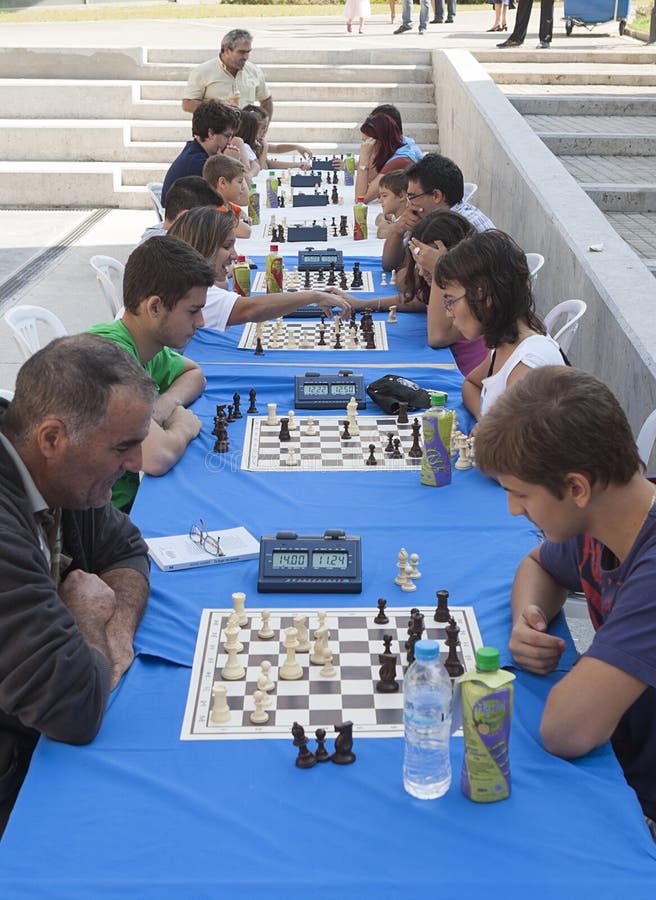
[
  {"x1": 258, "y1": 530, "x2": 362, "y2": 593},
  {"x1": 298, "y1": 248, "x2": 343, "y2": 272},
  {"x1": 295, "y1": 370, "x2": 367, "y2": 409}
]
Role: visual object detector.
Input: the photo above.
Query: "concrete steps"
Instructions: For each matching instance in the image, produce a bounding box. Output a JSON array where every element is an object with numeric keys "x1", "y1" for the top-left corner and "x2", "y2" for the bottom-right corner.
[
  {"x1": 0, "y1": 46, "x2": 438, "y2": 209},
  {"x1": 480, "y1": 50, "x2": 656, "y2": 274}
]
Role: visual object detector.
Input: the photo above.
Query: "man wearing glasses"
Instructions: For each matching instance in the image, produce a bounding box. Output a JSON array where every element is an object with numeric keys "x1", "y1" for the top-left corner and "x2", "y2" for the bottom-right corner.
[
  {"x1": 161, "y1": 101, "x2": 241, "y2": 206},
  {"x1": 382, "y1": 153, "x2": 494, "y2": 276}
]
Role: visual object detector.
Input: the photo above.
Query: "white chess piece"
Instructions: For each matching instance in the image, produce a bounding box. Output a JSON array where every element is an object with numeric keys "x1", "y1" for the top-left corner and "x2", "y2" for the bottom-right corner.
[
  {"x1": 455, "y1": 436, "x2": 473, "y2": 470},
  {"x1": 250, "y1": 690, "x2": 269, "y2": 724},
  {"x1": 401, "y1": 564, "x2": 417, "y2": 592},
  {"x1": 395, "y1": 548, "x2": 409, "y2": 586},
  {"x1": 320, "y1": 650, "x2": 336, "y2": 678},
  {"x1": 380, "y1": 272, "x2": 387, "y2": 286},
  {"x1": 210, "y1": 683, "x2": 231, "y2": 724},
  {"x1": 305, "y1": 417, "x2": 316, "y2": 436},
  {"x1": 285, "y1": 447, "x2": 298, "y2": 466},
  {"x1": 279, "y1": 627, "x2": 303, "y2": 680},
  {"x1": 388, "y1": 305, "x2": 397, "y2": 323},
  {"x1": 287, "y1": 410, "x2": 296, "y2": 431},
  {"x1": 311, "y1": 625, "x2": 330, "y2": 666},
  {"x1": 293, "y1": 614, "x2": 310, "y2": 651},
  {"x1": 258, "y1": 610, "x2": 274, "y2": 640},
  {"x1": 231, "y1": 591, "x2": 248, "y2": 626},
  {"x1": 221, "y1": 637, "x2": 245, "y2": 681},
  {"x1": 224, "y1": 616, "x2": 243, "y2": 653},
  {"x1": 266, "y1": 403, "x2": 278, "y2": 426},
  {"x1": 258, "y1": 660, "x2": 275, "y2": 691},
  {"x1": 409, "y1": 553, "x2": 421, "y2": 579},
  {"x1": 390, "y1": 269, "x2": 397, "y2": 285}
]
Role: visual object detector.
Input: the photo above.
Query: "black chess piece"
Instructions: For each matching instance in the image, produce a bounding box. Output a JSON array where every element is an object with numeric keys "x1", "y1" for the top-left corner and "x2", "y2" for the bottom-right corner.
[
  {"x1": 327, "y1": 263, "x2": 337, "y2": 286},
  {"x1": 434, "y1": 589, "x2": 450, "y2": 623},
  {"x1": 444, "y1": 616, "x2": 465, "y2": 678},
  {"x1": 279, "y1": 418, "x2": 291, "y2": 442},
  {"x1": 374, "y1": 597, "x2": 389, "y2": 625},
  {"x1": 331, "y1": 185, "x2": 339, "y2": 204},
  {"x1": 254, "y1": 336, "x2": 265, "y2": 356},
  {"x1": 339, "y1": 215, "x2": 348, "y2": 237},
  {"x1": 365, "y1": 444, "x2": 377, "y2": 466},
  {"x1": 333, "y1": 332, "x2": 342, "y2": 350},
  {"x1": 296, "y1": 738, "x2": 317, "y2": 769},
  {"x1": 384, "y1": 433, "x2": 395, "y2": 454},
  {"x1": 247, "y1": 389, "x2": 258, "y2": 414},
  {"x1": 339, "y1": 271, "x2": 348, "y2": 290},
  {"x1": 391, "y1": 438, "x2": 403, "y2": 459},
  {"x1": 331, "y1": 721, "x2": 356, "y2": 765},
  {"x1": 317, "y1": 268, "x2": 325, "y2": 283},
  {"x1": 411, "y1": 610, "x2": 425, "y2": 640},
  {"x1": 408, "y1": 418, "x2": 422, "y2": 458},
  {"x1": 279, "y1": 195, "x2": 286, "y2": 209},
  {"x1": 340, "y1": 420, "x2": 351, "y2": 440},
  {"x1": 397, "y1": 402, "x2": 409, "y2": 425},
  {"x1": 304, "y1": 269, "x2": 311, "y2": 289},
  {"x1": 233, "y1": 392, "x2": 242, "y2": 418},
  {"x1": 405, "y1": 631, "x2": 419, "y2": 665},
  {"x1": 376, "y1": 644, "x2": 399, "y2": 693},
  {"x1": 226, "y1": 404, "x2": 235, "y2": 423},
  {"x1": 292, "y1": 721, "x2": 306, "y2": 746},
  {"x1": 364, "y1": 332, "x2": 376, "y2": 350},
  {"x1": 314, "y1": 728, "x2": 331, "y2": 762},
  {"x1": 318, "y1": 326, "x2": 326, "y2": 346}
]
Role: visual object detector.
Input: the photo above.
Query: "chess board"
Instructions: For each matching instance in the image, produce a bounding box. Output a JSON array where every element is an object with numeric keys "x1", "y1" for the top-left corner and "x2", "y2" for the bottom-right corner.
[
  {"x1": 238, "y1": 319, "x2": 388, "y2": 352},
  {"x1": 180, "y1": 605, "x2": 482, "y2": 741},
  {"x1": 251, "y1": 268, "x2": 374, "y2": 293},
  {"x1": 241, "y1": 413, "x2": 424, "y2": 471}
]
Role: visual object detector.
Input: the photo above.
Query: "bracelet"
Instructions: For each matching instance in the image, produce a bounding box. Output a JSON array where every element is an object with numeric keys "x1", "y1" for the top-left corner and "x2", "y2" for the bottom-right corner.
[{"x1": 358, "y1": 165, "x2": 369, "y2": 171}]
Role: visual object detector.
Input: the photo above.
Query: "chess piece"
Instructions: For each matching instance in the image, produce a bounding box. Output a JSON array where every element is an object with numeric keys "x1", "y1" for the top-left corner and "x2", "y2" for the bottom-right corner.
[
  {"x1": 258, "y1": 610, "x2": 275, "y2": 639},
  {"x1": 434, "y1": 589, "x2": 450, "y2": 623},
  {"x1": 279, "y1": 417, "x2": 291, "y2": 442},
  {"x1": 401, "y1": 564, "x2": 417, "y2": 592},
  {"x1": 408, "y1": 419, "x2": 423, "y2": 459},
  {"x1": 287, "y1": 410, "x2": 297, "y2": 431},
  {"x1": 408, "y1": 553, "x2": 421, "y2": 579},
  {"x1": 444, "y1": 616, "x2": 465, "y2": 677},
  {"x1": 254, "y1": 336, "x2": 265, "y2": 356},
  {"x1": 285, "y1": 447, "x2": 299, "y2": 466},
  {"x1": 397, "y1": 402, "x2": 409, "y2": 425},
  {"x1": 365, "y1": 444, "x2": 377, "y2": 466},
  {"x1": 247, "y1": 389, "x2": 258, "y2": 414},
  {"x1": 391, "y1": 438, "x2": 403, "y2": 459},
  {"x1": 305, "y1": 417, "x2": 316, "y2": 436},
  {"x1": 231, "y1": 591, "x2": 248, "y2": 626},
  {"x1": 293, "y1": 614, "x2": 310, "y2": 651},
  {"x1": 279, "y1": 627, "x2": 303, "y2": 680},
  {"x1": 390, "y1": 269, "x2": 397, "y2": 285},
  {"x1": 232, "y1": 392, "x2": 242, "y2": 418},
  {"x1": 310, "y1": 625, "x2": 330, "y2": 666},
  {"x1": 380, "y1": 272, "x2": 387, "y2": 286},
  {"x1": 332, "y1": 721, "x2": 356, "y2": 765},
  {"x1": 395, "y1": 548, "x2": 409, "y2": 585},
  {"x1": 221, "y1": 634, "x2": 245, "y2": 681},
  {"x1": 210, "y1": 683, "x2": 231, "y2": 724},
  {"x1": 341, "y1": 420, "x2": 351, "y2": 440},
  {"x1": 320, "y1": 650, "x2": 336, "y2": 678},
  {"x1": 376, "y1": 642, "x2": 399, "y2": 693},
  {"x1": 388, "y1": 305, "x2": 397, "y2": 323},
  {"x1": 266, "y1": 403, "x2": 278, "y2": 426},
  {"x1": 258, "y1": 660, "x2": 275, "y2": 692},
  {"x1": 250, "y1": 690, "x2": 269, "y2": 724},
  {"x1": 384, "y1": 433, "x2": 395, "y2": 454},
  {"x1": 314, "y1": 728, "x2": 331, "y2": 762},
  {"x1": 374, "y1": 597, "x2": 389, "y2": 625}
]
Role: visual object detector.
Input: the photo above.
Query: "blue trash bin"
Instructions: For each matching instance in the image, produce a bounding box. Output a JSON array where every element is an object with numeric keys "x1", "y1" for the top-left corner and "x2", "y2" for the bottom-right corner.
[{"x1": 563, "y1": 0, "x2": 630, "y2": 34}]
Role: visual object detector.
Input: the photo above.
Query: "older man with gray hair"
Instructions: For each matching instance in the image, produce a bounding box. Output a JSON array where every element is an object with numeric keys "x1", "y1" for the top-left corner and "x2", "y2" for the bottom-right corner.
[{"x1": 182, "y1": 29, "x2": 273, "y2": 119}]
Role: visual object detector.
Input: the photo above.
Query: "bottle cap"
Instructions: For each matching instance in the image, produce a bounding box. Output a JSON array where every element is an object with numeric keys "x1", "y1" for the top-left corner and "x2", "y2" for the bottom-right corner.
[
  {"x1": 270, "y1": 245, "x2": 278, "y2": 252},
  {"x1": 250, "y1": 183, "x2": 257, "y2": 189},
  {"x1": 236, "y1": 255, "x2": 246, "y2": 263},
  {"x1": 430, "y1": 392, "x2": 447, "y2": 407},
  {"x1": 269, "y1": 171, "x2": 275, "y2": 176},
  {"x1": 476, "y1": 647, "x2": 500, "y2": 671},
  {"x1": 414, "y1": 639, "x2": 440, "y2": 661}
]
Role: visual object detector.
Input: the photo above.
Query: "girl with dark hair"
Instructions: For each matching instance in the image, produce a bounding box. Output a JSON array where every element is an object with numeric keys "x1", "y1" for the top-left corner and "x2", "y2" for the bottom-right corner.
[
  {"x1": 435, "y1": 229, "x2": 564, "y2": 419},
  {"x1": 354, "y1": 113, "x2": 417, "y2": 203},
  {"x1": 241, "y1": 105, "x2": 312, "y2": 171}
]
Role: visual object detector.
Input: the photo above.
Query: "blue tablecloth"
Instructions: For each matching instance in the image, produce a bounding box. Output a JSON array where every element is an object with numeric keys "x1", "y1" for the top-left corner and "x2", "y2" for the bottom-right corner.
[{"x1": 2, "y1": 272, "x2": 656, "y2": 898}]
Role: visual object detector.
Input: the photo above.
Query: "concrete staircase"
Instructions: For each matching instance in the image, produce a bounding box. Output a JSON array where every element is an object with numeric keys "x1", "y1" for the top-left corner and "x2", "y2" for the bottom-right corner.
[
  {"x1": 0, "y1": 46, "x2": 438, "y2": 209},
  {"x1": 474, "y1": 48, "x2": 656, "y2": 276}
]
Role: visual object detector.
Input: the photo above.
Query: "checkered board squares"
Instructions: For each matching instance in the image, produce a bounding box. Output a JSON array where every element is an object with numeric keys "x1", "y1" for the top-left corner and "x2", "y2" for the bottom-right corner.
[
  {"x1": 181, "y1": 606, "x2": 482, "y2": 741},
  {"x1": 251, "y1": 269, "x2": 374, "y2": 293},
  {"x1": 241, "y1": 414, "x2": 423, "y2": 472},
  {"x1": 238, "y1": 318, "x2": 387, "y2": 352}
]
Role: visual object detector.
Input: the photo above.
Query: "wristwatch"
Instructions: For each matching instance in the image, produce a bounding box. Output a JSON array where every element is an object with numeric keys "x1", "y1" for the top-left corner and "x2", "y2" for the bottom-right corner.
[{"x1": 359, "y1": 165, "x2": 369, "y2": 171}]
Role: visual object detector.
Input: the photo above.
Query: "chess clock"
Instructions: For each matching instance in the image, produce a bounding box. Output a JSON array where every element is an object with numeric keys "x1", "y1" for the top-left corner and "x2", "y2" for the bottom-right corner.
[
  {"x1": 258, "y1": 530, "x2": 362, "y2": 593},
  {"x1": 294, "y1": 370, "x2": 367, "y2": 409},
  {"x1": 298, "y1": 248, "x2": 343, "y2": 272}
]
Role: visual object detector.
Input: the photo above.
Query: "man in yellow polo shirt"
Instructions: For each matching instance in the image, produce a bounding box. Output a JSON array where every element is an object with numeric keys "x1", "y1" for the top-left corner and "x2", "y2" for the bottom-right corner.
[{"x1": 182, "y1": 29, "x2": 273, "y2": 119}]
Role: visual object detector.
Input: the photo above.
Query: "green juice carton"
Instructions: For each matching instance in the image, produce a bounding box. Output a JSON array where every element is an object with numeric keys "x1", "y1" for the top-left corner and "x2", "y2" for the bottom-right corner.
[
  {"x1": 420, "y1": 392, "x2": 452, "y2": 487},
  {"x1": 344, "y1": 153, "x2": 355, "y2": 186},
  {"x1": 248, "y1": 183, "x2": 260, "y2": 225},
  {"x1": 353, "y1": 196, "x2": 368, "y2": 241},
  {"x1": 265, "y1": 171, "x2": 279, "y2": 209},
  {"x1": 457, "y1": 647, "x2": 516, "y2": 803},
  {"x1": 265, "y1": 244, "x2": 284, "y2": 293},
  {"x1": 232, "y1": 255, "x2": 251, "y2": 297}
]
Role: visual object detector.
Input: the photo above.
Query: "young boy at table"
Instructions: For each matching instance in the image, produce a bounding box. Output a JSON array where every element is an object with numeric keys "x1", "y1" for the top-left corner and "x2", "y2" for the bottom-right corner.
[
  {"x1": 475, "y1": 365, "x2": 656, "y2": 838},
  {"x1": 202, "y1": 155, "x2": 252, "y2": 238},
  {"x1": 89, "y1": 236, "x2": 216, "y2": 512},
  {"x1": 376, "y1": 170, "x2": 408, "y2": 239}
]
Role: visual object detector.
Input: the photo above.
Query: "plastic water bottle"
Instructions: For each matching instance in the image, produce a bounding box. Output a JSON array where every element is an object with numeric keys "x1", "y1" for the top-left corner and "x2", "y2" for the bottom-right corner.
[{"x1": 403, "y1": 639, "x2": 452, "y2": 799}]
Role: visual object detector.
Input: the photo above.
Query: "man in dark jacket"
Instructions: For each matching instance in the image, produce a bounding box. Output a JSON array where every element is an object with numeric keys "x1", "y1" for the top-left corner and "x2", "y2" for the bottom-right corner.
[{"x1": 0, "y1": 334, "x2": 155, "y2": 835}]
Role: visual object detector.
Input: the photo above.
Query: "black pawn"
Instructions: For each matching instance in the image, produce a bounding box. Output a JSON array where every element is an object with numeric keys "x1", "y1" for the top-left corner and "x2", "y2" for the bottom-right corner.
[
  {"x1": 332, "y1": 721, "x2": 356, "y2": 765},
  {"x1": 318, "y1": 327, "x2": 326, "y2": 346},
  {"x1": 315, "y1": 728, "x2": 331, "y2": 762},
  {"x1": 327, "y1": 263, "x2": 337, "y2": 286},
  {"x1": 254, "y1": 336, "x2": 265, "y2": 356},
  {"x1": 247, "y1": 389, "x2": 258, "y2": 414},
  {"x1": 434, "y1": 589, "x2": 450, "y2": 623},
  {"x1": 374, "y1": 597, "x2": 389, "y2": 625},
  {"x1": 233, "y1": 392, "x2": 243, "y2": 418},
  {"x1": 365, "y1": 444, "x2": 377, "y2": 466},
  {"x1": 341, "y1": 420, "x2": 351, "y2": 440},
  {"x1": 391, "y1": 438, "x2": 403, "y2": 459},
  {"x1": 333, "y1": 332, "x2": 342, "y2": 350},
  {"x1": 226, "y1": 404, "x2": 235, "y2": 423}
]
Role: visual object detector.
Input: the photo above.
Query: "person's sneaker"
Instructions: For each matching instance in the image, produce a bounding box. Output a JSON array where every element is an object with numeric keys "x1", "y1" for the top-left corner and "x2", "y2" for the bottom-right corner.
[
  {"x1": 419, "y1": 26, "x2": 426, "y2": 34},
  {"x1": 445, "y1": 17, "x2": 454, "y2": 23},
  {"x1": 394, "y1": 23, "x2": 412, "y2": 33},
  {"x1": 497, "y1": 38, "x2": 523, "y2": 47},
  {"x1": 432, "y1": 17, "x2": 443, "y2": 23},
  {"x1": 537, "y1": 40, "x2": 550, "y2": 48}
]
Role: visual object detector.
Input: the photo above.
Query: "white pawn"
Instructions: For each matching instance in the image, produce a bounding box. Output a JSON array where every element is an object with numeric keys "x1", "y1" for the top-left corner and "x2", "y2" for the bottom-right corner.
[
  {"x1": 390, "y1": 269, "x2": 397, "y2": 285},
  {"x1": 395, "y1": 548, "x2": 409, "y2": 586},
  {"x1": 288, "y1": 410, "x2": 296, "y2": 431},
  {"x1": 210, "y1": 683, "x2": 231, "y2": 724},
  {"x1": 258, "y1": 659, "x2": 275, "y2": 691},
  {"x1": 285, "y1": 447, "x2": 298, "y2": 466},
  {"x1": 388, "y1": 305, "x2": 397, "y2": 323},
  {"x1": 258, "y1": 610, "x2": 274, "y2": 640},
  {"x1": 380, "y1": 272, "x2": 387, "y2": 286},
  {"x1": 250, "y1": 690, "x2": 269, "y2": 724},
  {"x1": 266, "y1": 403, "x2": 278, "y2": 426},
  {"x1": 305, "y1": 417, "x2": 316, "y2": 437},
  {"x1": 279, "y1": 626, "x2": 303, "y2": 680},
  {"x1": 401, "y1": 564, "x2": 417, "y2": 592},
  {"x1": 231, "y1": 591, "x2": 248, "y2": 626},
  {"x1": 293, "y1": 614, "x2": 310, "y2": 651},
  {"x1": 320, "y1": 650, "x2": 336, "y2": 678},
  {"x1": 409, "y1": 553, "x2": 421, "y2": 580}
]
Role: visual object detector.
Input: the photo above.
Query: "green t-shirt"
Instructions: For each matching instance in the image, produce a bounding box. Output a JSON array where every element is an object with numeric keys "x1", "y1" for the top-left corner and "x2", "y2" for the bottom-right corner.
[{"x1": 88, "y1": 320, "x2": 186, "y2": 510}]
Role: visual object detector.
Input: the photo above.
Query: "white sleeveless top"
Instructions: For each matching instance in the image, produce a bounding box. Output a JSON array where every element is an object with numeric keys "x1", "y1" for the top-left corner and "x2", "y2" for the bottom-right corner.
[{"x1": 480, "y1": 334, "x2": 565, "y2": 417}]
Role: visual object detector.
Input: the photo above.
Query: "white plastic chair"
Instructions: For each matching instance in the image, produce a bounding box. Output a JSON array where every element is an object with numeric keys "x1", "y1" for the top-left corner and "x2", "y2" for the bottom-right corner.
[
  {"x1": 544, "y1": 299, "x2": 587, "y2": 354},
  {"x1": 0, "y1": 388, "x2": 14, "y2": 402},
  {"x1": 462, "y1": 182, "x2": 477, "y2": 203},
  {"x1": 147, "y1": 182, "x2": 165, "y2": 222},
  {"x1": 637, "y1": 409, "x2": 656, "y2": 469},
  {"x1": 3, "y1": 305, "x2": 68, "y2": 360},
  {"x1": 526, "y1": 252, "x2": 545, "y2": 280},
  {"x1": 89, "y1": 255, "x2": 125, "y2": 317}
]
